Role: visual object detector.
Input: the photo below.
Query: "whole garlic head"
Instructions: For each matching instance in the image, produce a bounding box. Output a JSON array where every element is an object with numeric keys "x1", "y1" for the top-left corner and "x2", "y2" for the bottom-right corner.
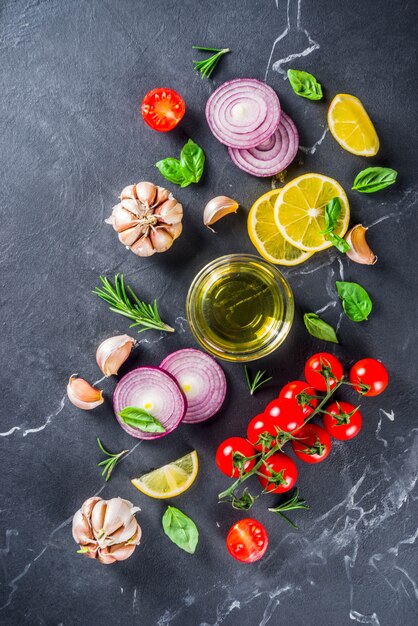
[
  {"x1": 106, "y1": 181, "x2": 183, "y2": 257},
  {"x1": 72, "y1": 496, "x2": 141, "y2": 564}
]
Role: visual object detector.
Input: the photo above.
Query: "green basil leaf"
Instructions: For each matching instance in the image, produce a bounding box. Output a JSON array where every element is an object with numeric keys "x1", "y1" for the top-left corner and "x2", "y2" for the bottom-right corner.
[
  {"x1": 352, "y1": 167, "x2": 397, "y2": 193},
  {"x1": 303, "y1": 313, "x2": 339, "y2": 343},
  {"x1": 336, "y1": 281, "x2": 373, "y2": 322},
  {"x1": 155, "y1": 158, "x2": 190, "y2": 186},
  {"x1": 325, "y1": 232, "x2": 350, "y2": 253},
  {"x1": 117, "y1": 407, "x2": 166, "y2": 433},
  {"x1": 321, "y1": 197, "x2": 342, "y2": 234},
  {"x1": 287, "y1": 69, "x2": 323, "y2": 100},
  {"x1": 162, "y1": 506, "x2": 199, "y2": 554},
  {"x1": 180, "y1": 139, "x2": 205, "y2": 183}
]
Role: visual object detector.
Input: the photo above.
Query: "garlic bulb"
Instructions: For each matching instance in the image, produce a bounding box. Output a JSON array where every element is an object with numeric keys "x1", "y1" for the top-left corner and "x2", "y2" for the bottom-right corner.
[
  {"x1": 203, "y1": 196, "x2": 239, "y2": 232},
  {"x1": 344, "y1": 224, "x2": 377, "y2": 265},
  {"x1": 96, "y1": 334, "x2": 135, "y2": 377},
  {"x1": 72, "y1": 496, "x2": 141, "y2": 564},
  {"x1": 67, "y1": 376, "x2": 104, "y2": 410},
  {"x1": 106, "y1": 182, "x2": 183, "y2": 256}
]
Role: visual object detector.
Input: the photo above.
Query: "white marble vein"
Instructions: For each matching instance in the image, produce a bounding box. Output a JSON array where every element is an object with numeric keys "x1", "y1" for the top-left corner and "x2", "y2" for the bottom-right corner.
[{"x1": 299, "y1": 128, "x2": 329, "y2": 155}]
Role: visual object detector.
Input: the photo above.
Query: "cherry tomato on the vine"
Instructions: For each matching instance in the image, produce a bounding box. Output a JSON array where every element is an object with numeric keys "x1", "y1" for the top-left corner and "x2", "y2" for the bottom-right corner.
[
  {"x1": 323, "y1": 401, "x2": 363, "y2": 440},
  {"x1": 264, "y1": 398, "x2": 305, "y2": 433},
  {"x1": 226, "y1": 518, "x2": 268, "y2": 563},
  {"x1": 279, "y1": 380, "x2": 318, "y2": 417},
  {"x1": 247, "y1": 414, "x2": 278, "y2": 451},
  {"x1": 141, "y1": 88, "x2": 186, "y2": 132},
  {"x1": 304, "y1": 352, "x2": 344, "y2": 392},
  {"x1": 291, "y1": 423, "x2": 331, "y2": 464},
  {"x1": 349, "y1": 358, "x2": 389, "y2": 397},
  {"x1": 216, "y1": 437, "x2": 256, "y2": 478},
  {"x1": 258, "y1": 452, "x2": 298, "y2": 494}
]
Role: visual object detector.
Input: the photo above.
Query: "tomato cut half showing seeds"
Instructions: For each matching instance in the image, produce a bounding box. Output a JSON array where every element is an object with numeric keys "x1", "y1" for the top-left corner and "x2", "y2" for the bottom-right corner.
[
  {"x1": 226, "y1": 518, "x2": 268, "y2": 563},
  {"x1": 141, "y1": 88, "x2": 186, "y2": 132}
]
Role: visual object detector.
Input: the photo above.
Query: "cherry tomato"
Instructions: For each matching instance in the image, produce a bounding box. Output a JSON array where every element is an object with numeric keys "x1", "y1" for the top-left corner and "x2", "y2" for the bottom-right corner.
[
  {"x1": 216, "y1": 437, "x2": 256, "y2": 478},
  {"x1": 226, "y1": 518, "x2": 268, "y2": 563},
  {"x1": 258, "y1": 452, "x2": 298, "y2": 493},
  {"x1": 304, "y1": 352, "x2": 344, "y2": 392},
  {"x1": 141, "y1": 88, "x2": 186, "y2": 132},
  {"x1": 291, "y1": 423, "x2": 331, "y2": 464},
  {"x1": 264, "y1": 398, "x2": 305, "y2": 433},
  {"x1": 246, "y1": 413, "x2": 278, "y2": 451},
  {"x1": 323, "y1": 401, "x2": 363, "y2": 440},
  {"x1": 279, "y1": 380, "x2": 318, "y2": 417},
  {"x1": 349, "y1": 358, "x2": 389, "y2": 397}
]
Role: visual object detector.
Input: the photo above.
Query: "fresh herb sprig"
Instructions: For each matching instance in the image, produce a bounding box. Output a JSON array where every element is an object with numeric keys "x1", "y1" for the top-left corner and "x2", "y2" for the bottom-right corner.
[
  {"x1": 192, "y1": 46, "x2": 230, "y2": 79},
  {"x1": 97, "y1": 438, "x2": 129, "y2": 481},
  {"x1": 244, "y1": 366, "x2": 272, "y2": 395},
  {"x1": 268, "y1": 489, "x2": 310, "y2": 529},
  {"x1": 93, "y1": 274, "x2": 174, "y2": 333}
]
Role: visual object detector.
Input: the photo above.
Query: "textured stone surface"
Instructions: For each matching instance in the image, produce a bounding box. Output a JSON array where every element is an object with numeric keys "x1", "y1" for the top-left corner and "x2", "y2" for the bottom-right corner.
[{"x1": 1, "y1": 1, "x2": 417, "y2": 624}]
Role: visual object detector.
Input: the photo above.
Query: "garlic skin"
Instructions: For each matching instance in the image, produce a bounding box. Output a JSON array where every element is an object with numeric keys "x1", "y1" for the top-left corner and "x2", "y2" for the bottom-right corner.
[
  {"x1": 67, "y1": 376, "x2": 104, "y2": 410},
  {"x1": 106, "y1": 182, "x2": 183, "y2": 257},
  {"x1": 345, "y1": 224, "x2": 377, "y2": 265},
  {"x1": 203, "y1": 196, "x2": 239, "y2": 232},
  {"x1": 72, "y1": 496, "x2": 141, "y2": 565},
  {"x1": 96, "y1": 335, "x2": 135, "y2": 377}
]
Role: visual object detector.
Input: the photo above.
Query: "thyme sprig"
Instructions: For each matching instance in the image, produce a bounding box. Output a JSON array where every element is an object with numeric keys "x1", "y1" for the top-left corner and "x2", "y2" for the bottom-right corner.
[
  {"x1": 244, "y1": 366, "x2": 272, "y2": 395},
  {"x1": 268, "y1": 489, "x2": 310, "y2": 529},
  {"x1": 192, "y1": 46, "x2": 230, "y2": 79},
  {"x1": 97, "y1": 438, "x2": 129, "y2": 481},
  {"x1": 93, "y1": 274, "x2": 174, "y2": 333}
]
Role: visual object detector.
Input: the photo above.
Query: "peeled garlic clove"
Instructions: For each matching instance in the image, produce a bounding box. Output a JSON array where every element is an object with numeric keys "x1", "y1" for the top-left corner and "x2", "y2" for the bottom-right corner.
[
  {"x1": 203, "y1": 196, "x2": 239, "y2": 231},
  {"x1": 67, "y1": 376, "x2": 104, "y2": 410},
  {"x1": 136, "y1": 181, "x2": 157, "y2": 206},
  {"x1": 118, "y1": 224, "x2": 145, "y2": 247},
  {"x1": 130, "y1": 234, "x2": 156, "y2": 257},
  {"x1": 345, "y1": 224, "x2": 377, "y2": 265},
  {"x1": 96, "y1": 334, "x2": 135, "y2": 377},
  {"x1": 154, "y1": 199, "x2": 183, "y2": 225},
  {"x1": 164, "y1": 222, "x2": 183, "y2": 241},
  {"x1": 150, "y1": 227, "x2": 173, "y2": 253}
]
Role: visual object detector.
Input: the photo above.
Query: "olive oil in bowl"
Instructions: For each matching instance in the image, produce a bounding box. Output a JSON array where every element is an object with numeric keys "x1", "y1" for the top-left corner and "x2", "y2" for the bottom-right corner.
[{"x1": 186, "y1": 255, "x2": 294, "y2": 362}]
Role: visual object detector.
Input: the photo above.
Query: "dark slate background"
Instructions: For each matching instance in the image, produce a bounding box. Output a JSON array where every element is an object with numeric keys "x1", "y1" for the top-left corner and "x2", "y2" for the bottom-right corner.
[{"x1": 1, "y1": 1, "x2": 417, "y2": 624}]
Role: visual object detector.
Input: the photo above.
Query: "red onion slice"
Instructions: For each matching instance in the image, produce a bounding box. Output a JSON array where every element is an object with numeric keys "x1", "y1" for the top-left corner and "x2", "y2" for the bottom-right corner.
[
  {"x1": 228, "y1": 111, "x2": 299, "y2": 177},
  {"x1": 206, "y1": 78, "x2": 281, "y2": 149},
  {"x1": 113, "y1": 367, "x2": 187, "y2": 440},
  {"x1": 160, "y1": 349, "x2": 227, "y2": 423}
]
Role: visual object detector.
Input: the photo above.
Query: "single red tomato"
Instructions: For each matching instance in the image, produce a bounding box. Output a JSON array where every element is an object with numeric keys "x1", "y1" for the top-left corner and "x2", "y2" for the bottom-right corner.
[
  {"x1": 247, "y1": 413, "x2": 278, "y2": 451},
  {"x1": 291, "y1": 423, "x2": 331, "y2": 464},
  {"x1": 141, "y1": 88, "x2": 186, "y2": 132},
  {"x1": 264, "y1": 398, "x2": 305, "y2": 433},
  {"x1": 279, "y1": 380, "x2": 318, "y2": 417},
  {"x1": 304, "y1": 352, "x2": 344, "y2": 392},
  {"x1": 258, "y1": 452, "x2": 298, "y2": 493},
  {"x1": 226, "y1": 518, "x2": 268, "y2": 563},
  {"x1": 323, "y1": 401, "x2": 363, "y2": 440},
  {"x1": 349, "y1": 358, "x2": 389, "y2": 397},
  {"x1": 216, "y1": 437, "x2": 256, "y2": 478}
]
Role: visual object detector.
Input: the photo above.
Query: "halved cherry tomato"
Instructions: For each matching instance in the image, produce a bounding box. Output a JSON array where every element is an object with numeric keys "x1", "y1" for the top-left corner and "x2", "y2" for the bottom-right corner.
[
  {"x1": 141, "y1": 88, "x2": 186, "y2": 132},
  {"x1": 291, "y1": 423, "x2": 331, "y2": 464},
  {"x1": 258, "y1": 452, "x2": 298, "y2": 493},
  {"x1": 246, "y1": 413, "x2": 278, "y2": 451},
  {"x1": 264, "y1": 398, "x2": 305, "y2": 433},
  {"x1": 323, "y1": 401, "x2": 363, "y2": 440},
  {"x1": 226, "y1": 518, "x2": 268, "y2": 563},
  {"x1": 349, "y1": 358, "x2": 389, "y2": 397},
  {"x1": 304, "y1": 352, "x2": 344, "y2": 392},
  {"x1": 279, "y1": 380, "x2": 318, "y2": 417},
  {"x1": 216, "y1": 437, "x2": 256, "y2": 478}
]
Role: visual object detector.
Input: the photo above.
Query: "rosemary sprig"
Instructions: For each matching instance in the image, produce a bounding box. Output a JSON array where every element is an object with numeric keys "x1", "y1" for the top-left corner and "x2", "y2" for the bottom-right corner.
[
  {"x1": 93, "y1": 274, "x2": 174, "y2": 333},
  {"x1": 97, "y1": 438, "x2": 129, "y2": 481},
  {"x1": 192, "y1": 46, "x2": 230, "y2": 79},
  {"x1": 244, "y1": 366, "x2": 272, "y2": 395},
  {"x1": 268, "y1": 489, "x2": 310, "y2": 529}
]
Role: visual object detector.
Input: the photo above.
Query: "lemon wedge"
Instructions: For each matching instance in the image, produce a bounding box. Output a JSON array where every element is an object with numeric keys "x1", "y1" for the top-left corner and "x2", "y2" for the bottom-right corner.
[
  {"x1": 327, "y1": 93, "x2": 379, "y2": 156},
  {"x1": 131, "y1": 451, "x2": 198, "y2": 499}
]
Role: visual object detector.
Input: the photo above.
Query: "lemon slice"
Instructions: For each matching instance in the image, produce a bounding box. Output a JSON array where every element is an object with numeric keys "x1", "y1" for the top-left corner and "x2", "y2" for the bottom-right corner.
[
  {"x1": 247, "y1": 189, "x2": 314, "y2": 266},
  {"x1": 274, "y1": 173, "x2": 350, "y2": 252},
  {"x1": 327, "y1": 94, "x2": 379, "y2": 156},
  {"x1": 131, "y1": 451, "x2": 198, "y2": 499}
]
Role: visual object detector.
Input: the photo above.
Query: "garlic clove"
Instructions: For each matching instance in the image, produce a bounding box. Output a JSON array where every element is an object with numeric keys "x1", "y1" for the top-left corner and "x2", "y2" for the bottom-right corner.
[
  {"x1": 154, "y1": 199, "x2": 183, "y2": 225},
  {"x1": 97, "y1": 548, "x2": 117, "y2": 565},
  {"x1": 108, "y1": 542, "x2": 138, "y2": 561},
  {"x1": 203, "y1": 196, "x2": 239, "y2": 231},
  {"x1": 109, "y1": 517, "x2": 139, "y2": 545},
  {"x1": 72, "y1": 510, "x2": 95, "y2": 544},
  {"x1": 150, "y1": 227, "x2": 173, "y2": 253},
  {"x1": 96, "y1": 334, "x2": 135, "y2": 377},
  {"x1": 102, "y1": 497, "x2": 134, "y2": 536},
  {"x1": 67, "y1": 376, "x2": 104, "y2": 410},
  {"x1": 345, "y1": 224, "x2": 377, "y2": 265},
  {"x1": 164, "y1": 222, "x2": 183, "y2": 241},
  {"x1": 118, "y1": 224, "x2": 146, "y2": 247},
  {"x1": 121, "y1": 198, "x2": 141, "y2": 217},
  {"x1": 91, "y1": 499, "x2": 107, "y2": 535},
  {"x1": 81, "y1": 496, "x2": 102, "y2": 519},
  {"x1": 155, "y1": 186, "x2": 171, "y2": 205},
  {"x1": 120, "y1": 185, "x2": 136, "y2": 200},
  {"x1": 130, "y1": 234, "x2": 156, "y2": 257},
  {"x1": 107, "y1": 204, "x2": 138, "y2": 233},
  {"x1": 136, "y1": 181, "x2": 157, "y2": 206}
]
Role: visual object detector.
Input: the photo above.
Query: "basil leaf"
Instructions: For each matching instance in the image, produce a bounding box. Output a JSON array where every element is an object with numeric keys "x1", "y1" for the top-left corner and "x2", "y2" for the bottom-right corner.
[
  {"x1": 321, "y1": 197, "x2": 341, "y2": 234},
  {"x1": 287, "y1": 69, "x2": 323, "y2": 100},
  {"x1": 352, "y1": 167, "x2": 397, "y2": 193},
  {"x1": 325, "y1": 232, "x2": 350, "y2": 253},
  {"x1": 336, "y1": 281, "x2": 373, "y2": 322},
  {"x1": 117, "y1": 407, "x2": 166, "y2": 433},
  {"x1": 180, "y1": 139, "x2": 205, "y2": 183},
  {"x1": 303, "y1": 313, "x2": 339, "y2": 343},
  {"x1": 155, "y1": 158, "x2": 190, "y2": 187},
  {"x1": 162, "y1": 506, "x2": 199, "y2": 554}
]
